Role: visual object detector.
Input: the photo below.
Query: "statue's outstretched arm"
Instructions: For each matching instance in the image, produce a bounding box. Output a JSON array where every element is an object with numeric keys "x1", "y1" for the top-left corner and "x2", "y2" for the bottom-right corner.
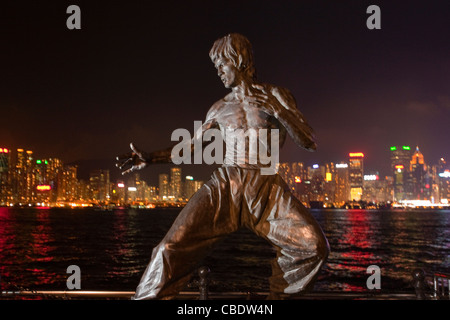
[
  {"x1": 116, "y1": 119, "x2": 218, "y2": 175},
  {"x1": 115, "y1": 143, "x2": 173, "y2": 175}
]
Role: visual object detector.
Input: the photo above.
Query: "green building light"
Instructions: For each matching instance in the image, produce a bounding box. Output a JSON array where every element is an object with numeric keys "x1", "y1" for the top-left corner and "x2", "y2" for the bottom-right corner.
[
  {"x1": 36, "y1": 160, "x2": 42, "y2": 164},
  {"x1": 402, "y1": 146, "x2": 411, "y2": 150},
  {"x1": 390, "y1": 146, "x2": 397, "y2": 151}
]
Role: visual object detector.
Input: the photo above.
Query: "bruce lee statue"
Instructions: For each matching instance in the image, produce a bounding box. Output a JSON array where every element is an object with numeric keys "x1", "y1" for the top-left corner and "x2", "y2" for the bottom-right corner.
[{"x1": 116, "y1": 33, "x2": 329, "y2": 300}]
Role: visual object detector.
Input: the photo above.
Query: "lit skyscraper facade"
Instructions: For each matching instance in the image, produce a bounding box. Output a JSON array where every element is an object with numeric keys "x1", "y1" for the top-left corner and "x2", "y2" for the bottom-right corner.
[
  {"x1": 89, "y1": 169, "x2": 110, "y2": 203},
  {"x1": 184, "y1": 176, "x2": 196, "y2": 200},
  {"x1": 0, "y1": 148, "x2": 11, "y2": 204},
  {"x1": 409, "y1": 146, "x2": 428, "y2": 200},
  {"x1": 13, "y1": 149, "x2": 35, "y2": 203},
  {"x1": 390, "y1": 146, "x2": 412, "y2": 201},
  {"x1": 323, "y1": 162, "x2": 336, "y2": 204},
  {"x1": 170, "y1": 167, "x2": 182, "y2": 200},
  {"x1": 159, "y1": 173, "x2": 169, "y2": 200},
  {"x1": 334, "y1": 162, "x2": 350, "y2": 204},
  {"x1": 436, "y1": 158, "x2": 449, "y2": 203},
  {"x1": 58, "y1": 165, "x2": 78, "y2": 202},
  {"x1": 348, "y1": 153, "x2": 364, "y2": 201}
]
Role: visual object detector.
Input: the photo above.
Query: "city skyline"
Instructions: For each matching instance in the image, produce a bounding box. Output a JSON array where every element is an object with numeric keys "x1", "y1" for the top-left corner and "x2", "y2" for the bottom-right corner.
[
  {"x1": 1, "y1": 2, "x2": 449, "y2": 185},
  {"x1": 1, "y1": 142, "x2": 449, "y2": 207},
  {"x1": 1, "y1": 142, "x2": 448, "y2": 181}
]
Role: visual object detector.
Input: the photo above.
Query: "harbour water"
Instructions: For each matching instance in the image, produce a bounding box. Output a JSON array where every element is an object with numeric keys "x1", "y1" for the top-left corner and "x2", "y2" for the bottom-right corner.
[{"x1": 0, "y1": 207, "x2": 449, "y2": 294}]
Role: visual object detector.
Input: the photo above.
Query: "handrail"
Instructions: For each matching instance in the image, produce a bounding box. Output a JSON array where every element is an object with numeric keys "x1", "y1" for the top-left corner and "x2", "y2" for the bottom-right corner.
[{"x1": 0, "y1": 267, "x2": 446, "y2": 300}]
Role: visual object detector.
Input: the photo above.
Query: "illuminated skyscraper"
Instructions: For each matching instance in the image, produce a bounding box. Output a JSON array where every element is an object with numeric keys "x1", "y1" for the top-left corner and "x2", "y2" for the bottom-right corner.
[
  {"x1": 390, "y1": 146, "x2": 413, "y2": 201},
  {"x1": 323, "y1": 162, "x2": 336, "y2": 205},
  {"x1": 410, "y1": 146, "x2": 428, "y2": 200},
  {"x1": 0, "y1": 148, "x2": 11, "y2": 204},
  {"x1": 34, "y1": 159, "x2": 52, "y2": 203},
  {"x1": 14, "y1": 149, "x2": 34, "y2": 203},
  {"x1": 46, "y1": 158, "x2": 63, "y2": 203},
  {"x1": 170, "y1": 167, "x2": 182, "y2": 200},
  {"x1": 362, "y1": 173, "x2": 391, "y2": 203},
  {"x1": 348, "y1": 153, "x2": 364, "y2": 201},
  {"x1": 58, "y1": 165, "x2": 78, "y2": 202},
  {"x1": 438, "y1": 158, "x2": 450, "y2": 203},
  {"x1": 89, "y1": 169, "x2": 110, "y2": 203},
  {"x1": 278, "y1": 162, "x2": 307, "y2": 201},
  {"x1": 307, "y1": 164, "x2": 325, "y2": 203},
  {"x1": 334, "y1": 162, "x2": 350, "y2": 204},
  {"x1": 184, "y1": 175, "x2": 196, "y2": 200},
  {"x1": 159, "y1": 173, "x2": 169, "y2": 200}
]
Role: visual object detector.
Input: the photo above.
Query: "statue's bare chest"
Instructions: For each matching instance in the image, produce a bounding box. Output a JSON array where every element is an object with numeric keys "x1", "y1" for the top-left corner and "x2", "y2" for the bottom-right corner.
[{"x1": 215, "y1": 102, "x2": 273, "y2": 130}]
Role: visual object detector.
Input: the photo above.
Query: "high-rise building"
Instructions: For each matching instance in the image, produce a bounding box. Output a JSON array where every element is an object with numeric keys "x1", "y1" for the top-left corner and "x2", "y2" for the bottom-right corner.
[
  {"x1": 57, "y1": 165, "x2": 78, "y2": 202},
  {"x1": 323, "y1": 162, "x2": 336, "y2": 205},
  {"x1": 292, "y1": 162, "x2": 308, "y2": 183},
  {"x1": 184, "y1": 175, "x2": 196, "y2": 200},
  {"x1": 362, "y1": 173, "x2": 391, "y2": 203},
  {"x1": 0, "y1": 148, "x2": 11, "y2": 204},
  {"x1": 348, "y1": 153, "x2": 364, "y2": 201},
  {"x1": 334, "y1": 162, "x2": 349, "y2": 204},
  {"x1": 278, "y1": 162, "x2": 307, "y2": 201},
  {"x1": 409, "y1": 146, "x2": 428, "y2": 200},
  {"x1": 78, "y1": 179, "x2": 91, "y2": 202},
  {"x1": 437, "y1": 158, "x2": 449, "y2": 203},
  {"x1": 170, "y1": 167, "x2": 182, "y2": 200},
  {"x1": 34, "y1": 159, "x2": 52, "y2": 203},
  {"x1": 89, "y1": 169, "x2": 110, "y2": 203},
  {"x1": 13, "y1": 149, "x2": 35, "y2": 203},
  {"x1": 46, "y1": 158, "x2": 63, "y2": 203},
  {"x1": 159, "y1": 173, "x2": 169, "y2": 200},
  {"x1": 390, "y1": 145, "x2": 413, "y2": 201},
  {"x1": 307, "y1": 164, "x2": 325, "y2": 203}
]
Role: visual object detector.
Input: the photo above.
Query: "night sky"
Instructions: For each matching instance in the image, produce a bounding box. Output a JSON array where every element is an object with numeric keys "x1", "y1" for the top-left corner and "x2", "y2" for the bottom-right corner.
[{"x1": 1, "y1": 1, "x2": 449, "y2": 184}]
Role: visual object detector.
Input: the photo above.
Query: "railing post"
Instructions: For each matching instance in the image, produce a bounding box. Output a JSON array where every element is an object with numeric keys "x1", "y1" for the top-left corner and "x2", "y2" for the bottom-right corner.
[
  {"x1": 412, "y1": 269, "x2": 426, "y2": 300},
  {"x1": 198, "y1": 266, "x2": 210, "y2": 300}
]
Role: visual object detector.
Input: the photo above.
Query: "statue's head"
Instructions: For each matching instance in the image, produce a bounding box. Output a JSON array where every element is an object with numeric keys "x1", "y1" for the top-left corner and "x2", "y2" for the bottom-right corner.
[{"x1": 209, "y1": 33, "x2": 256, "y2": 83}]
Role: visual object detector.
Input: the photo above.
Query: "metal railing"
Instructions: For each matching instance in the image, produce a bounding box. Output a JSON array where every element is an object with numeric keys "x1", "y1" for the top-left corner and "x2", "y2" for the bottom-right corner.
[
  {"x1": 1, "y1": 267, "x2": 448, "y2": 300},
  {"x1": 433, "y1": 272, "x2": 450, "y2": 299}
]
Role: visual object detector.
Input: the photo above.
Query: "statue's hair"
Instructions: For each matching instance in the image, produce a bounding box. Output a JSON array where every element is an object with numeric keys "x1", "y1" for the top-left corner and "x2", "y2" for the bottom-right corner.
[{"x1": 209, "y1": 33, "x2": 256, "y2": 80}]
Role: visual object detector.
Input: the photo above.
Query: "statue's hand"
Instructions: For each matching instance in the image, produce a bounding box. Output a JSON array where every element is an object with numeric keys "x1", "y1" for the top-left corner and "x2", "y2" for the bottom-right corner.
[
  {"x1": 115, "y1": 143, "x2": 150, "y2": 175},
  {"x1": 245, "y1": 84, "x2": 283, "y2": 117}
]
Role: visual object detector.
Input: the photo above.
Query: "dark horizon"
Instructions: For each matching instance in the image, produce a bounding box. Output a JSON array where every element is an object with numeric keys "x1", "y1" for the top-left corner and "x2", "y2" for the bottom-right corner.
[{"x1": 1, "y1": 1, "x2": 449, "y2": 185}]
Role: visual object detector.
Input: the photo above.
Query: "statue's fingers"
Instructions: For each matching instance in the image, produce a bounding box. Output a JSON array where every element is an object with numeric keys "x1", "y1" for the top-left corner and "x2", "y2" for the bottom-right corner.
[
  {"x1": 121, "y1": 167, "x2": 134, "y2": 175},
  {"x1": 117, "y1": 158, "x2": 133, "y2": 170},
  {"x1": 129, "y1": 142, "x2": 143, "y2": 156},
  {"x1": 116, "y1": 152, "x2": 133, "y2": 161}
]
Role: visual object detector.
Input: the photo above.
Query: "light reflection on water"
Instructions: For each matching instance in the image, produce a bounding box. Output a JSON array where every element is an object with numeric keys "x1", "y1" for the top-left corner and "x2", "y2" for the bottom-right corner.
[{"x1": 0, "y1": 207, "x2": 448, "y2": 293}]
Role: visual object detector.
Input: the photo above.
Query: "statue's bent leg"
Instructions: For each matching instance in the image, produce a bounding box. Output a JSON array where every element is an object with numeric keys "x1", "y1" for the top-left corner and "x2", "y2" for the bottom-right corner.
[
  {"x1": 250, "y1": 176, "x2": 329, "y2": 296},
  {"x1": 133, "y1": 169, "x2": 238, "y2": 300}
]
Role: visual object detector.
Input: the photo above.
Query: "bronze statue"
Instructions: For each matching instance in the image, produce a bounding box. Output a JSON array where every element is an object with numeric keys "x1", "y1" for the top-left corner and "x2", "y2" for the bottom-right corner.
[{"x1": 116, "y1": 33, "x2": 329, "y2": 300}]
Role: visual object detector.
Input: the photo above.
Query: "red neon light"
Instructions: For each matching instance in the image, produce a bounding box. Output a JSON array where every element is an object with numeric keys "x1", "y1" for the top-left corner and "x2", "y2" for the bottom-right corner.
[
  {"x1": 349, "y1": 152, "x2": 364, "y2": 158},
  {"x1": 37, "y1": 185, "x2": 51, "y2": 191}
]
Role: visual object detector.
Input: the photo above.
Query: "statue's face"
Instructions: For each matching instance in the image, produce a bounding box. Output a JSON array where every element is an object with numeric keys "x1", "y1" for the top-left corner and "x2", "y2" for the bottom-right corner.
[{"x1": 214, "y1": 57, "x2": 241, "y2": 89}]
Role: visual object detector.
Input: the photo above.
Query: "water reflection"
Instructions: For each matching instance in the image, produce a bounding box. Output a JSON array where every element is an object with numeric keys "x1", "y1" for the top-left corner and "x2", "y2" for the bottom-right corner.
[
  {"x1": 316, "y1": 209, "x2": 450, "y2": 291},
  {"x1": 0, "y1": 208, "x2": 448, "y2": 293}
]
